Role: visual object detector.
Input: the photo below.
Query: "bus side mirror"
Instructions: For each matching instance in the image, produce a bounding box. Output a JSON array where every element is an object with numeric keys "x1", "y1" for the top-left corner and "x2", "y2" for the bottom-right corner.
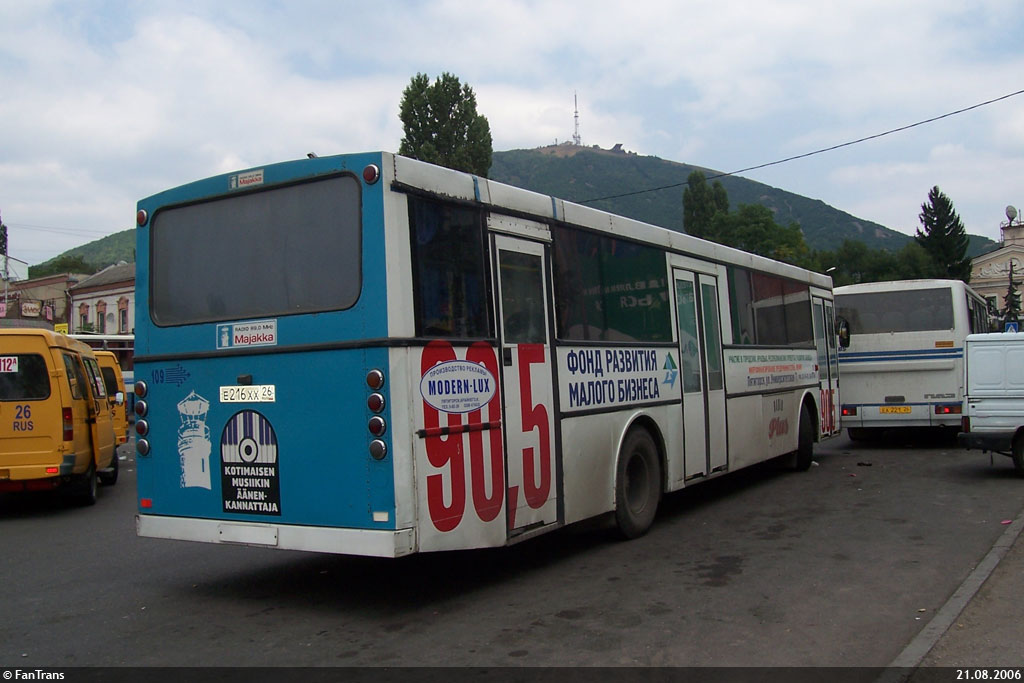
[
  {"x1": 836, "y1": 317, "x2": 850, "y2": 350},
  {"x1": 115, "y1": 391, "x2": 125, "y2": 406}
]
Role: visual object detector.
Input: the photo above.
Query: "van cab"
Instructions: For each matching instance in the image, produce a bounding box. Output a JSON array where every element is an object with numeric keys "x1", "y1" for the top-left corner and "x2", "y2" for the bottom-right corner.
[
  {"x1": 0, "y1": 328, "x2": 119, "y2": 503},
  {"x1": 94, "y1": 350, "x2": 128, "y2": 446},
  {"x1": 958, "y1": 332, "x2": 1024, "y2": 474}
]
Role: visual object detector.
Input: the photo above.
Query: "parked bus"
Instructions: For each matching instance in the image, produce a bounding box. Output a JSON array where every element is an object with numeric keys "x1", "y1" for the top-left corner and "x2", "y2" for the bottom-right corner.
[
  {"x1": 834, "y1": 279, "x2": 990, "y2": 439},
  {"x1": 132, "y1": 152, "x2": 840, "y2": 557}
]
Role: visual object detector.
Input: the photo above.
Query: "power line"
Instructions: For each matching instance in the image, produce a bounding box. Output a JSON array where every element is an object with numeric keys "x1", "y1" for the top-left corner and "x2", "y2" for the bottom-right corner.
[{"x1": 579, "y1": 87, "x2": 1024, "y2": 204}]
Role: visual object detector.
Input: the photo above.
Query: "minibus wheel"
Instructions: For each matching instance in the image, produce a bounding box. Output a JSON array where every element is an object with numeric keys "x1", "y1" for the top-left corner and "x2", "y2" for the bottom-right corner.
[
  {"x1": 99, "y1": 452, "x2": 119, "y2": 486},
  {"x1": 75, "y1": 463, "x2": 98, "y2": 506},
  {"x1": 614, "y1": 427, "x2": 662, "y2": 539}
]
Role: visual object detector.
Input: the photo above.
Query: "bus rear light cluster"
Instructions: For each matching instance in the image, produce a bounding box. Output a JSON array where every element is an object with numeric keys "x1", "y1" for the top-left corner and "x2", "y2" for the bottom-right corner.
[
  {"x1": 62, "y1": 407, "x2": 74, "y2": 441},
  {"x1": 136, "y1": 439, "x2": 151, "y2": 456},
  {"x1": 134, "y1": 381, "x2": 148, "y2": 399},
  {"x1": 841, "y1": 406, "x2": 857, "y2": 417},
  {"x1": 136, "y1": 420, "x2": 149, "y2": 437},
  {"x1": 134, "y1": 400, "x2": 148, "y2": 418},
  {"x1": 366, "y1": 368, "x2": 387, "y2": 459},
  {"x1": 935, "y1": 404, "x2": 962, "y2": 415}
]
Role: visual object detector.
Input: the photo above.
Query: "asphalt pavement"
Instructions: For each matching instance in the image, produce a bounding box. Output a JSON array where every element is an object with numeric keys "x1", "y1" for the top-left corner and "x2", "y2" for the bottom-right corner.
[{"x1": 893, "y1": 497, "x2": 1024, "y2": 673}]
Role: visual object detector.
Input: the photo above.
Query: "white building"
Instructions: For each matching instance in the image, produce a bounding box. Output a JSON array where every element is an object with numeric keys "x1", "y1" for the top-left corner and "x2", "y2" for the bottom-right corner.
[{"x1": 68, "y1": 262, "x2": 135, "y2": 334}]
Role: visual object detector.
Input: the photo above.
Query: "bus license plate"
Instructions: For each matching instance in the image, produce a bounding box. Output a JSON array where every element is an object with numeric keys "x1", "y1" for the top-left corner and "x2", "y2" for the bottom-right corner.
[
  {"x1": 879, "y1": 406, "x2": 911, "y2": 414},
  {"x1": 219, "y1": 385, "x2": 276, "y2": 403}
]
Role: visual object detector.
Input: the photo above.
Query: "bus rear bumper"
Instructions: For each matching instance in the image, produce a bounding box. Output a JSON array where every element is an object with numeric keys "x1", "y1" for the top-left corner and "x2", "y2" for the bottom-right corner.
[{"x1": 136, "y1": 514, "x2": 417, "y2": 558}]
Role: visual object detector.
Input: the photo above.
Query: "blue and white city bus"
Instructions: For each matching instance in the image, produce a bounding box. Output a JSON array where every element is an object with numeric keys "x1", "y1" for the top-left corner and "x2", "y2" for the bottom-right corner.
[{"x1": 133, "y1": 152, "x2": 840, "y2": 557}]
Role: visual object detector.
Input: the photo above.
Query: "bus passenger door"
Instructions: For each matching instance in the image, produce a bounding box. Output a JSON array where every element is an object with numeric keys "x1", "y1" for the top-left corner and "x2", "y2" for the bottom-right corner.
[
  {"x1": 493, "y1": 235, "x2": 558, "y2": 537},
  {"x1": 813, "y1": 297, "x2": 840, "y2": 436},
  {"x1": 674, "y1": 270, "x2": 727, "y2": 479}
]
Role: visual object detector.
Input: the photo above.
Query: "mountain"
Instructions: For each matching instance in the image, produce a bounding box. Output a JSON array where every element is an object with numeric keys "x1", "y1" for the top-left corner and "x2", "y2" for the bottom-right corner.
[
  {"x1": 490, "y1": 145, "x2": 996, "y2": 256},
  {"x1": 32, "y1": 145, "x2": 996, "y2": 269}
]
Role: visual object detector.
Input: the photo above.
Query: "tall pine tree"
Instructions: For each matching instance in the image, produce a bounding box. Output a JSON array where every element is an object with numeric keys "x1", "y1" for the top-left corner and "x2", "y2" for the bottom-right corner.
[
  {"x1": 915, "y1": 186, "x2": 971, "y2": 281},
  {"x1": 398, "y1": 73, "x2": 493, "y2": 177}
]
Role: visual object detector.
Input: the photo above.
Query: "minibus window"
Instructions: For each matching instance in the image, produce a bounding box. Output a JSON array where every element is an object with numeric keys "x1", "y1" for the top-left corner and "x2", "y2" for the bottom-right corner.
[
  {"x1": 83, "y1": 358, "x2": 107, "y2": 399},
  {"x1": 62, "y1": 354, "x2": 87, "y2": 400},
  {"x1": 0, "y1": 354, "x2": 51, "y2": 401},
  {"x1": 100, "y1": 367, "x2": 119, "y2": 396}
]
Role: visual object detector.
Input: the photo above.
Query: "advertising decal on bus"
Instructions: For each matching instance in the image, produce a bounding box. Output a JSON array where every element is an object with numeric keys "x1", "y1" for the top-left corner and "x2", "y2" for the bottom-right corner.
[
  {"x1": 558, "y1": 347, "x2": 681, "y2": 411},
  {"x1": 220, "y1": 410, "x2": 281, "y2": 516}
]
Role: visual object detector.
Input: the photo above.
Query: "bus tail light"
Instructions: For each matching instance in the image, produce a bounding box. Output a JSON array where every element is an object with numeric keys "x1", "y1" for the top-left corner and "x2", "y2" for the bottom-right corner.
[
  {"x1": 841, "y1": 405, "x2": 857, "y2": 417},
  {"x1": 134, "y1": 380, "x2": 148, "y2": 399},
  {"x1": 367, "y1": 393, "x2": 385, "y2": 413},
  {"x1": 136, "y1": 439, "x2": 151, "y2": 456},
  {"x1": 935, "y1": 404, "x2": 961, "y2": 415},
  {"x1": 136, "y1": 420, "x2": 149, "y2": 437},
  {"x1": 366, "y1": 369, "x2": 385, "y2": 390},
  {"x1": 369, "y1": 440, "x2": 387, "y2": 460},
  {"x1": 62, "y1": 407, "x2": 74, "y2": 441},
  {"x1": 134, "y1": 400, "x2": 148, "y2": 418},
  {"x1": 362, "y1": 164, "x2": 380, "y2": 185},
  {"x1": 368, "y1": 416, "x2": 387, "y2": 437}
]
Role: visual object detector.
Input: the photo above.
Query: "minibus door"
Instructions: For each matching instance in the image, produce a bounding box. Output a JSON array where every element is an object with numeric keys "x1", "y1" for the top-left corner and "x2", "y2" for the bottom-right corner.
[{"x1": 492, "y1": 234, "x2": 558, "y2": 537}]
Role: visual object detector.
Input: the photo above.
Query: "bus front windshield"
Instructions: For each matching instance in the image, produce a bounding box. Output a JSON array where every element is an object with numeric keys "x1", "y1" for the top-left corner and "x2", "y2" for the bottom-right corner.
[
  {"x1": 835, "y1": 287, "x2": 954, "y2": 334},
  {"x1": 150, "y1": 174, "x2": 362, "y2": 326}
]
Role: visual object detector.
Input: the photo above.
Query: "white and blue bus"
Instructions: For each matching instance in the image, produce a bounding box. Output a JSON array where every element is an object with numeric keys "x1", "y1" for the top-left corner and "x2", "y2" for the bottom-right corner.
[
  {"x1": 132, "y1": 152, "x2": 840, "y2": 557},
  {"x1": 834, "y1": 279, "x2": 990, "y2": 439}
]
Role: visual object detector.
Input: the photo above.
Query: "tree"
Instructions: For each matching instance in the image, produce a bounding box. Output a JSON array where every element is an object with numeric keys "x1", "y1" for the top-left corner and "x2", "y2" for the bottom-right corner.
[
  {"x1": 1004, "y1": 262, "x2": 1022, "y2": 324},
  {"x1": 28, "y1": 255, "x2": 95, "y2": 279},
  {"x1": 682, "y1": 171, "x2": 729, "y2": 240},
  {"x1": 915, "y1": 186, "x2": 971, "y2": 281},
  {"x1": 399, "y1": 72, "x2": 493, "y2": 177},
  {"x1": 711, "y1": 204, "x2": 815, "y2": 269}
]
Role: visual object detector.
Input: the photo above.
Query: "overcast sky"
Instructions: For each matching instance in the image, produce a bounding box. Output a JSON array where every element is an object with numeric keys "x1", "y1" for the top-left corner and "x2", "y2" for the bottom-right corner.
[{"x1": 2, "y1": 0, "x2": 1023, "y2": 266}]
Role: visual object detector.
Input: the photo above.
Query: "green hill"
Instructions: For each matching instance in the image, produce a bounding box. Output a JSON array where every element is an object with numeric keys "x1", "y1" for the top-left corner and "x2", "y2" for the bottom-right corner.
[
  {"x1": 33, "y1": 145, "x2": 996, "y2": 269},
  {"x1": 490, "y1": 145, "x2": 995, "y2": 255}
]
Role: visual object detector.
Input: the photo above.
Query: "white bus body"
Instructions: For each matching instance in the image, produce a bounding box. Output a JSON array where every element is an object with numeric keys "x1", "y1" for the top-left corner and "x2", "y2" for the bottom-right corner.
[{"x1": 835, "y1": 279, "x2": 989, "y2": 438}]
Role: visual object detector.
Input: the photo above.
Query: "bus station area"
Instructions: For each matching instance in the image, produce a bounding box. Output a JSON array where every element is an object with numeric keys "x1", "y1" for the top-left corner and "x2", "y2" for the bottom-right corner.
[{"x1": 2, "y1": 431, "x2": 1023, "y2": 671}]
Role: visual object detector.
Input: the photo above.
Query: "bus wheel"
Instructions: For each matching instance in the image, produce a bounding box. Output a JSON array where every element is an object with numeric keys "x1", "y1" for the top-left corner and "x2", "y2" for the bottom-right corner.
[
  {"x1": 614, "y1": 428, "x2": 662, "y2": 539},
  {"x1": 794, "y1": 406, "x2": 814, "y2": 472},
  {"x1": 1012, "y1": 436, "x2": 1024, "y2": 476},
  {"x1": 75, "y1": 463, "x2": 98, "y2": 506}
]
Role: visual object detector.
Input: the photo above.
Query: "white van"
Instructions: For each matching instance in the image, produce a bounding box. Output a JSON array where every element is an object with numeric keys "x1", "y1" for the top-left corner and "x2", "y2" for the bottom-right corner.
[{"x1": 957, "y1": 332, "x2": 1024, "y2": 473}]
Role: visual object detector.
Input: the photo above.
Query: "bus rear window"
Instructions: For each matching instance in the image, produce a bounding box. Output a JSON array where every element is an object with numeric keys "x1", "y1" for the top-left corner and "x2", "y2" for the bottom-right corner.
[
  {"x1": 836, "y1": 288, "x2": 954, "y2": 334},
  {"x1": 0, "y1": 354, "x2": 51, "y2": 401},
  {"x1": 150, "y1": 174, "x2": 362, "y2": 325}
]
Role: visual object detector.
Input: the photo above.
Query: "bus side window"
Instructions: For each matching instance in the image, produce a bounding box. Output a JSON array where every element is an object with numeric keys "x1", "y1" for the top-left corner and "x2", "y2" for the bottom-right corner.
[{"x1": 408, "y1": 197, "x2": 490, "y2": 338}]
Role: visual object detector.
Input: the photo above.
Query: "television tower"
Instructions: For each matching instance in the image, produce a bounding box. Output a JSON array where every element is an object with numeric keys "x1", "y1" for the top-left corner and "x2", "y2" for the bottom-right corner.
[{"x1": 573, "y1": 92, "x2": 582, "y2": 146}]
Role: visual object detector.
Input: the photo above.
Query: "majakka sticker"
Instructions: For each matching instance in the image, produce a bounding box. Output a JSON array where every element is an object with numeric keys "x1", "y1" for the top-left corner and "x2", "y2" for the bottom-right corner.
[{"x1": 420, "y1": 360, "x2": 497, "y2": 414}]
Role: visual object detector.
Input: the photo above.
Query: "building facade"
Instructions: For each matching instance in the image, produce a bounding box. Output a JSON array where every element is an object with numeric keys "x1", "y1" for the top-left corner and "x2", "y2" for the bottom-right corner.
[
  {"x1": 68, "y1": 262, "x2": 136, "y2": 335},
  {"x1": 969, "y1": 221, "x2": 1024, "y2": 321}
]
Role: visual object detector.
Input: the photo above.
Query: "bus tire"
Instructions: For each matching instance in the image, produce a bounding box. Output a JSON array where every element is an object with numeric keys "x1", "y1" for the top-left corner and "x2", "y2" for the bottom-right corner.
[
  {"x1": 794, "y1": 406, "x2": 815, "y2": 472},
  {"x1": 75, "y1": 463, "x2": 98, "y2": 506},
  {"x1": 1012, "y1": 436, "x2": 1024, "y2": 476},
  {"x1": 614, "y1": 428, "x2": 662, "y2": 539}
]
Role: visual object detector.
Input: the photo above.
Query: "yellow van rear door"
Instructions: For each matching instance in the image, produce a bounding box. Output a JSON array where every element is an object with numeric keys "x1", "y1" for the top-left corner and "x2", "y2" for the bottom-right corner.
[{"x1": 0, "y1": 352, "x2": 59, "y2": 469}]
